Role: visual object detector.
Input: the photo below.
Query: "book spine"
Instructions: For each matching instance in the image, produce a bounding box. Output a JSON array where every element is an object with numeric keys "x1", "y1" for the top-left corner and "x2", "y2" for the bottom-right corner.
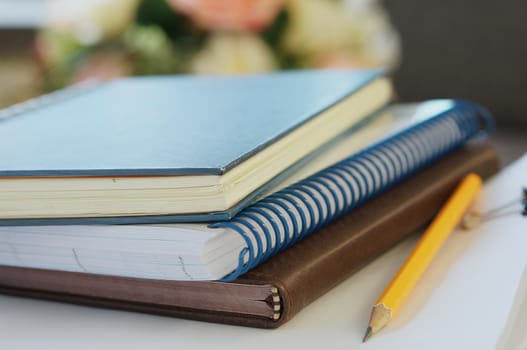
[{"x1": 212, "y1": 102, "x2": 494, "y2": 281}]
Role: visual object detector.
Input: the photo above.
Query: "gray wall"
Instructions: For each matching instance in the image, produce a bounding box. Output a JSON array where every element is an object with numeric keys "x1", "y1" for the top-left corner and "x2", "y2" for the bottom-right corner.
[{"x1": 384, "y1": 0, "x2": 527, "y2": 127}]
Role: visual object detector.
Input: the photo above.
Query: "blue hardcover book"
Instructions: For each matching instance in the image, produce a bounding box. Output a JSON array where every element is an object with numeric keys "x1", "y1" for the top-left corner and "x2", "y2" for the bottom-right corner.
[
  {"x1": 0, "y1": 69, "x2": 392, "y2": 223},
  {"x1": 0, "y1": 101, "x2": 494, "y2": 280}
]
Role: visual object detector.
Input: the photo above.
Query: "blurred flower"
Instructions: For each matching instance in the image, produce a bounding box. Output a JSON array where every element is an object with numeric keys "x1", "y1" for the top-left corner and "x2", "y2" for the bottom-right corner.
[
  {"x1": 281, "y1": 0, "x2": 400, "y2": 70},
  {"x1": 124, "y1": 25, "x2": 178, "y2": 75},
  {"x1": 33, "y1": 0, "x2": 401, "y2": 91},
  {"x1": 73, "y1": 25, "x2": 181, "y2": 83},
  {"x1": 46, "y1": 0, "x2": 140, "y2": 45},
  {"x1": 190, "y1": 32, "x2": 277, "y2": 74},
  {"x1": 281, "y1": 0, "x2": 362, "y2": 57},
  {"x1": 342, "y1": 0, "x2": 401, "y2": 68},
  {"x1": 72, "y1": 50, "x2": 135, "y2": 83},
  {"x1": 166, "y1": 0, "x2": 285, "y2": 32},
  {"x1": 33, "y1": 29, "x2": 82, "y2": 88},
  {"x1": 34, "y1": 29, "x2": 79, "y2": 69},
  {"x1": 312, "y1": 51, "x2": 371, "y2": 69}
]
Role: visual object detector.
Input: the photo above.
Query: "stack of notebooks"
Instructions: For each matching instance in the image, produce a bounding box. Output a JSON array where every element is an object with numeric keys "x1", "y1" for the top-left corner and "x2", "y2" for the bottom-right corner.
[{"x1": 0, "y1": 69, "x2": 500, "y2": 328}]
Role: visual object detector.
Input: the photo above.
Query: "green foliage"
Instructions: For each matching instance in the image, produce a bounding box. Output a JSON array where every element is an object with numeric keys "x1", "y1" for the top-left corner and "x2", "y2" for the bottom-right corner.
[
  {"x1": 262, "y1": 10, "x2": 289, "y2": 49},
  {"x1": 37, "y1": 29, "x2": 83, "y2": 89},
  {"x1": 124, "y1": 25, "x2": 179, "y2": 75},
  {"x1": 262, "y1": 9, "x2": 303, "y2": 69},
  {"x1": 135, "y1": 0, "x2": 207, "y2": 52}
]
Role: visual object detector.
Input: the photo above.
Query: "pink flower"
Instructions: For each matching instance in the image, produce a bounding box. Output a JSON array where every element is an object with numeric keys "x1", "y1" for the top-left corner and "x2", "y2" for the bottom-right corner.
[
  {"x1": 72, "y1": 51, "x2": 134, "y2": 83},
  {"x1": 166, "y1": 0, "x2": 285, "y2": 32},
  {"x1": 313, "y1": 52, "x2": 372, "y2": 69}
]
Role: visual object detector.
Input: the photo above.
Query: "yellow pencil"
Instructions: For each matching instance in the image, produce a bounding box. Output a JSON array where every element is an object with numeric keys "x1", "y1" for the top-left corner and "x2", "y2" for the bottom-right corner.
[{"x1": 363, "y1": 173, "x2": 483, "y2": 342}]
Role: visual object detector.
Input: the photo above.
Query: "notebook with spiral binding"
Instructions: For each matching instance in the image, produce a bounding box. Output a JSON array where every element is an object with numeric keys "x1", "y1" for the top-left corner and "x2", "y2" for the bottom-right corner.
[
  {"x1": 0, "y1": 100, "x2": 494, "y2": 281},
  {"x1": 0, "y1": 143, "x2": 501, "y2": 328},
  {"x1": 0, "y1": 69, "x2": 392, "y2": 223}
]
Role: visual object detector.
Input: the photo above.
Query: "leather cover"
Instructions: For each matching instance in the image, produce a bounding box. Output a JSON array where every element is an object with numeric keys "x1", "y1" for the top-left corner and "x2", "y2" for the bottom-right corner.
[{"x1": 0, "y1": 143, "x2": 500, "y2": 328}]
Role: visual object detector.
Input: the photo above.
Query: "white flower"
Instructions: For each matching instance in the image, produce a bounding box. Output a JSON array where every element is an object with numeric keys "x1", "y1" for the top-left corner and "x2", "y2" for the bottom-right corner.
[
  {"x1": 281, "y1": 0, "x2": 362, "y2": 56},
  {"x1": 281, "y1": 0, "x2": 400, "y2": 69},
  {"x1": 190, "y1": 33, "x2": 278, "y2": 75},
  {"x1": 46, "y1": 0, "x2": 140, "y2": 45},
  {"x1": 342, "y1": 0, "x2": 401, "y2": 69}
]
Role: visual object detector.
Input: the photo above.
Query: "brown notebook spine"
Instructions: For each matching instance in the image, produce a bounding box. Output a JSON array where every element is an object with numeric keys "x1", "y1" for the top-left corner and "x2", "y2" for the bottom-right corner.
[{"x1": 0, "y1": 143, "x2": 500, "y2": 329}]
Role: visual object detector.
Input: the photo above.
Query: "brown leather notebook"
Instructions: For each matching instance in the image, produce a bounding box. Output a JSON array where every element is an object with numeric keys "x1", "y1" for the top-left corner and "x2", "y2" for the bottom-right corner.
[{"x1": 0, "y1": 143, "x2": 500, "y2": 328}]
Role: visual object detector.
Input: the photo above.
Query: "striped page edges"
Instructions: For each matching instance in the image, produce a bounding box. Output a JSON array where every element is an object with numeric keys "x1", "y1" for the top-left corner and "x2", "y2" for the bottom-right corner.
[{"x1": 212, "y1": 101, "x2": 494, "y2": 281}]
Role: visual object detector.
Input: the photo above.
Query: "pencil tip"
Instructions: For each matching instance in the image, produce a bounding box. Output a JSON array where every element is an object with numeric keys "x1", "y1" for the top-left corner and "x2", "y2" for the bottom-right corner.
[
  {"x1": 363, "y1": 303, "x2": 392, "y2": 342},
  {"x1": 362, "y1": 326, "x2": 373, "y2": 343}
]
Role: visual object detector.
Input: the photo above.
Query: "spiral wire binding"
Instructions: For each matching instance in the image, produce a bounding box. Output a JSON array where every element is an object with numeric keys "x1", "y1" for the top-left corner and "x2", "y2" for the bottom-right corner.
[{"x1": 211, "y1": 103, "x2": 493, "y2": 281}]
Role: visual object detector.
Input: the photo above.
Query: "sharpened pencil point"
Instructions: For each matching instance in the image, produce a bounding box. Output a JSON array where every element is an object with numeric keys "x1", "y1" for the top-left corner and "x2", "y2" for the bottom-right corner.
[
  {"x1": 362, "y1": 303, "x2": 392, "y2": 342},
  {"x1": 363, "y1": 326, "x2": 373, "y2": 342}
]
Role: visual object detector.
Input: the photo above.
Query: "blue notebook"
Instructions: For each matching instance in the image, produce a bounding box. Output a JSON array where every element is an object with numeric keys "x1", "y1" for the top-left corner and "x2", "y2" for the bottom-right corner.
[
  {"x1": 0, "y1": 69, "x2": 392, "y2": 223},
  {"x1": 0, "y1": 101, "x2": 494, "y2": 281}
]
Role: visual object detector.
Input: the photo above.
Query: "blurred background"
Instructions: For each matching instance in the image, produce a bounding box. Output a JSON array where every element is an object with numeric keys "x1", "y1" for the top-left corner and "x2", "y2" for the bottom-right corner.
[{"x1": 0, "y1": 0, "x2": 525, "y2": 161}]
